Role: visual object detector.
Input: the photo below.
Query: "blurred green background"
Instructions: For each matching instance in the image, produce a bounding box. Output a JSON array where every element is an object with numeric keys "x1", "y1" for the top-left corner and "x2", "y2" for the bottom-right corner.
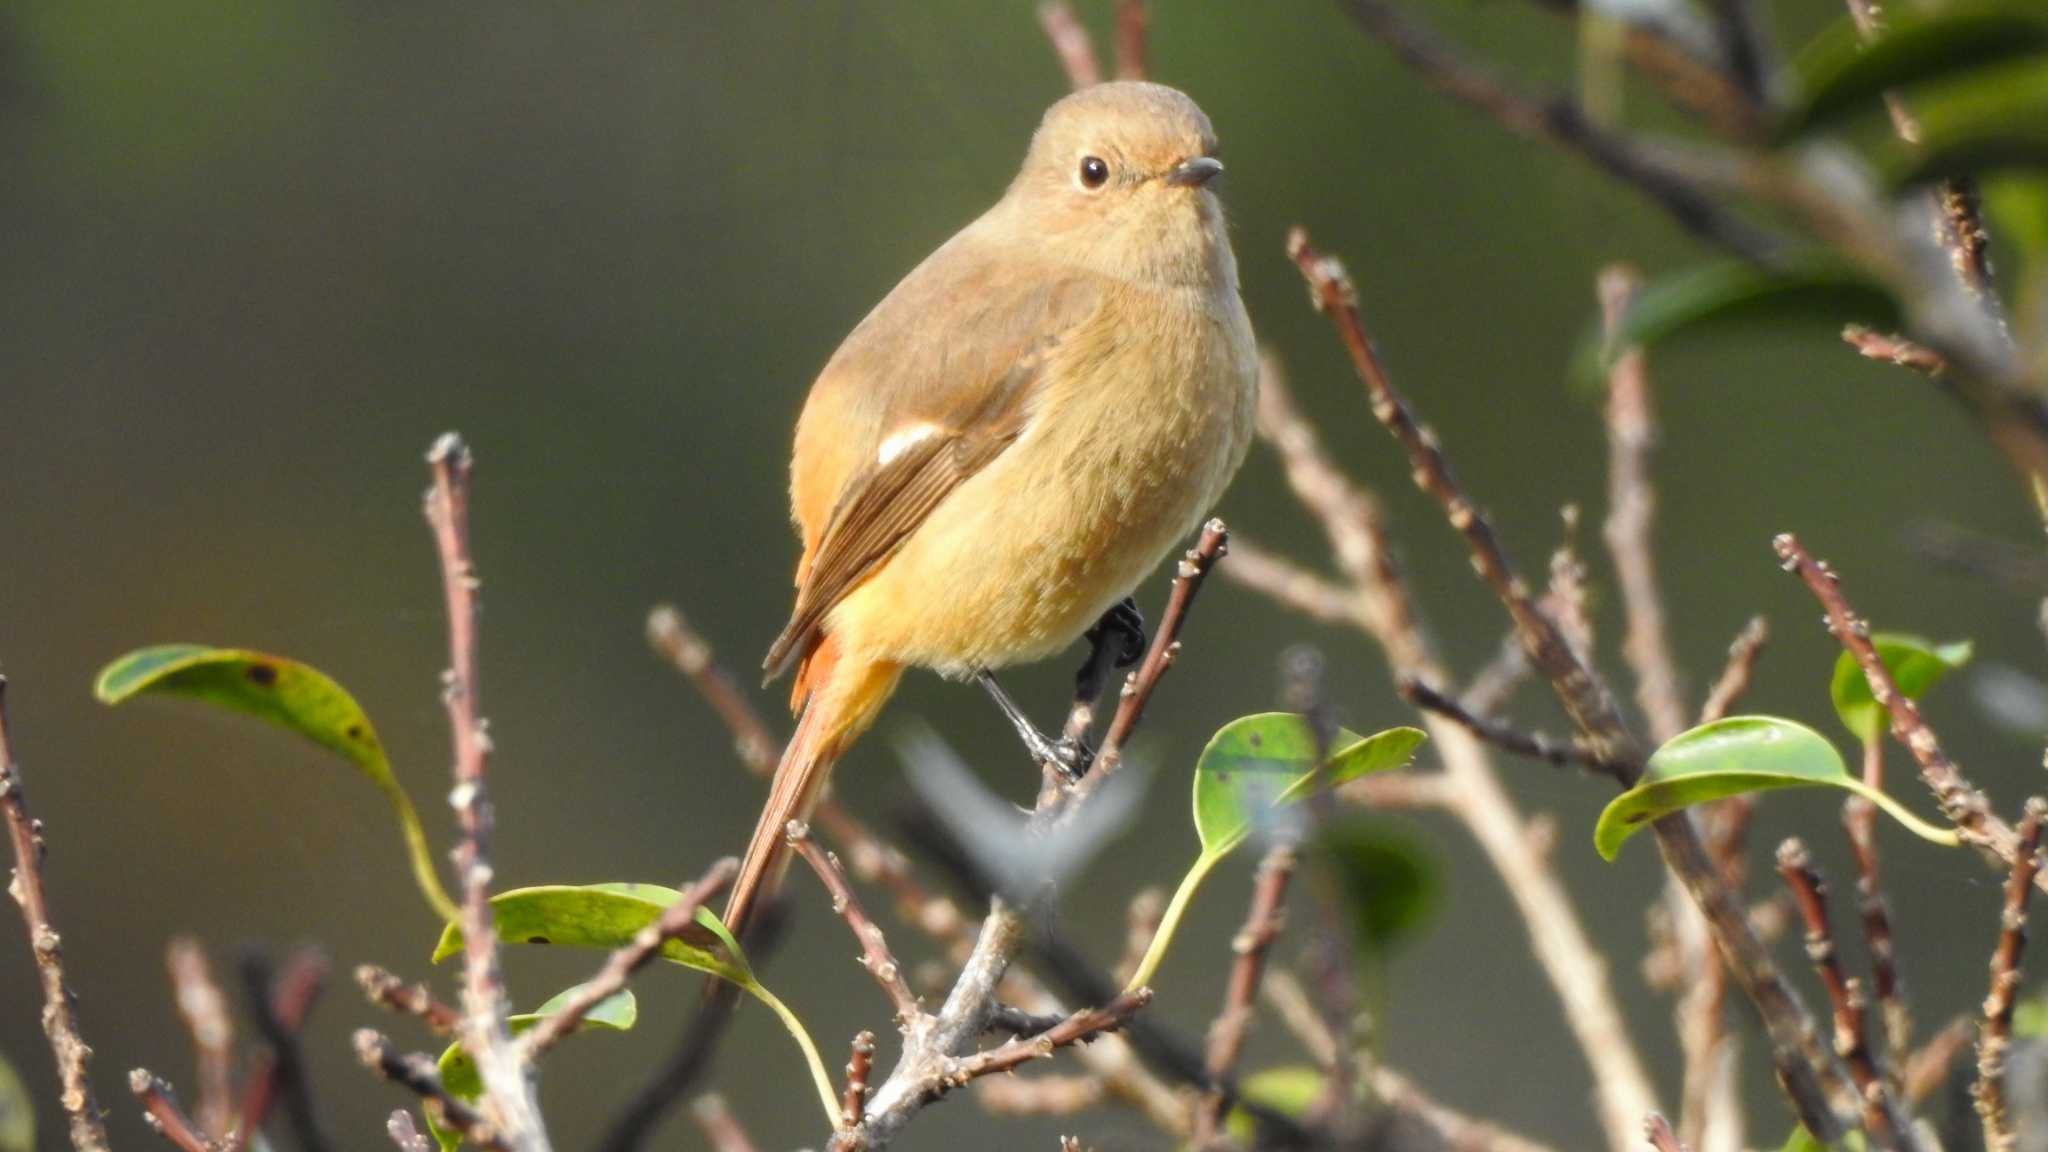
[{"x1": 2, "y1": 2, "x2": 2042, "y2": 1149}]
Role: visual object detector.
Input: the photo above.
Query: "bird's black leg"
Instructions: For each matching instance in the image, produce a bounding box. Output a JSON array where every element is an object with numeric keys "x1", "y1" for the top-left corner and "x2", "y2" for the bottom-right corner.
[
  {"x1": 978, "y1": 670, "x2": 1092, "y2": 779},
  {"x1": 1075, "y1": 596, "x2": 1147, "y2": 703}
]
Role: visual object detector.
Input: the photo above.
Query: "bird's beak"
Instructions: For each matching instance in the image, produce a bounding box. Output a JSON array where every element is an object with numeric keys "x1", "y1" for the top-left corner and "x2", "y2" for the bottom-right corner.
[{"x1": 1165, "y1": 156, "x2": 1224, "y2": 187}]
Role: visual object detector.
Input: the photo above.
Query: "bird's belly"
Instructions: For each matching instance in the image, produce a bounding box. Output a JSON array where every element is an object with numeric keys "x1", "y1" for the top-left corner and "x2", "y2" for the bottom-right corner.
[{"x1": 833, "y1": 382, "x2": 1238, "y2": 678}]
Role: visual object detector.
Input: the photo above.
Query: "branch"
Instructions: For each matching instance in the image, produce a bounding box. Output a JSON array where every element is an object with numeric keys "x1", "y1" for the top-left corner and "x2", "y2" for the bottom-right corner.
[
  {"x1": 1698, "y1": 616, "x2": 1769, "y2": 725},
  {"x1": 1036, "y1": 1, "x2": 1101, "y2": 89},
  {"x1": 788, "y1": 824, "x2": 920, "y2": 1022},
  {"x1": 0, "y1": 677, "x2": 112, "y2": 1152},
  {"x1": 357, "y1": 965, "x2": 461, "y2": 1036},
  {"x1": 1290, "y1": 228, "x2": 1844, "y2": 1144},
  {"x1": 355, "y1": 1029, "x2": 508, "y2": 1152},
  {"x1": 839, "y1": 1032, "x2": 876, "y2": 1136},
  {"x1": 131, "y1": 1070, "x2": 218, "y2": 1152},
  {"x1": 1774, "y1": 534, "x2": 2035, "y2": 886},
  {"x1": 1112, "y1": 0, "x2": 1146, "y2": 80},
  {"x1": 1646, "y1": 1114, "x2": 1689, "y2": 1152},
  {"x1": 1776, "y1": 840, "x2": 1919, "y2": 1152},
  {"x1": 1975, "y1": 797, "x2": 2045, "y2": 1152},
  {"x1": 386, "y1": 1110, "x2": 434, "y2": 1152},
  {"x1": 1333, "y1": 0, "x2": 1780, "y2": 263},
  {"x1": 424, "y1": 433, "x2": 549, "y2": 1152},
  {"x1": 647, "y1": 606, "x2": 779, "y2": 776},
  {"x1": 1843, "y1": 326, "x2": 1946, "y2": 377},
  {"x1": 166, "y1": 937, "x2": 236, "y2": 1140},
  {"x1": 1219, "y1": 537, "x2": 1368, "y2": 631},
  {"x1": 514, "y1": 856, "x2": 738, "y2": 1061},
  {"x1": 234, "y1": 947, "x2": 331, "y2": 1152},
  {"x1": 689, "y1": 1095, "x2": 759, "y2": 1152},
  {"x1": 1400, "y1": 678, "x2": 1631, "y2": 779},
  {"x1": 1195, "y1": 843, "x2": 1296, "y2": 1142}
]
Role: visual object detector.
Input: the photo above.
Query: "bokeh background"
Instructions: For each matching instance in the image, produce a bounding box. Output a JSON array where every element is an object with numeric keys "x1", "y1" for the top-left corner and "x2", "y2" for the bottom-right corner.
[{"x1": 3, "y1": 2, "x2": 2042, "y2": 1149}]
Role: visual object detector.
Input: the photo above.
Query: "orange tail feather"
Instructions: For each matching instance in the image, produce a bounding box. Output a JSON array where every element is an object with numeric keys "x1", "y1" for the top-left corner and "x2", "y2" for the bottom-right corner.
[{"x1": 722, "y1": 637, "x2": 901, "y2": 941}]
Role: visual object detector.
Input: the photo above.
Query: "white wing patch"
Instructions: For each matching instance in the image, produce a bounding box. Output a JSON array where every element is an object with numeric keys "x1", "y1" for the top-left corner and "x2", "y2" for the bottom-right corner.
[{"x1": 876, "y1": 421, "x2": 945, "y2": 466}]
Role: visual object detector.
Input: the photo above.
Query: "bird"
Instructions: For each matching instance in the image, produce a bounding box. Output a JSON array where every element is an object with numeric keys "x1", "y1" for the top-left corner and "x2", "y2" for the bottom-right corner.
[{"x1": 722, "y1": 80, "x2": 1259, "y2": 939}]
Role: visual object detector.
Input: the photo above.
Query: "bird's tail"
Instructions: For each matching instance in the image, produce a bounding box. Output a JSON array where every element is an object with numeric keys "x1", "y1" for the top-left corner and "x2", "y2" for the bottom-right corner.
[{"x1": 721, "y1": 637, "x2": 902, "y2": 941}]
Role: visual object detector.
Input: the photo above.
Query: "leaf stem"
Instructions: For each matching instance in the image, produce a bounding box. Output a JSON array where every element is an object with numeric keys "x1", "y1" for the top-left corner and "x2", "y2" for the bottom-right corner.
[
  {"x1": 1841, "y1": 778, "x2": 1961, "y2": 848},
  {"x1": 387, "y1": 782, "x2": 461, "y2": 922},
  {"x1": 739, "y1": 981, "x2": 839, "y2": 1125},
  {"x1": 1126, "y1": 848, "x2": 1224, "y2": 993}
]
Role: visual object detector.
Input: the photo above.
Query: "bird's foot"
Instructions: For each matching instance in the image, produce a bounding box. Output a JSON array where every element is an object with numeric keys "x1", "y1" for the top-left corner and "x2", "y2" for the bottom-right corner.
[
  {"x1": 1075, "y1": 597, "x2": 1147, "y2": 701},
  {"x1": 979, "y1": 670, "x2": 1094, "y2": 781}
]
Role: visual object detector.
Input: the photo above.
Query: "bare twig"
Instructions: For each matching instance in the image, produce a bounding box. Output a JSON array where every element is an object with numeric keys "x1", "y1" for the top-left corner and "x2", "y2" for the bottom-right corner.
[
  {"x1": 1219, "y1": 538, "x2": 1367, "y2": 631},
  {"x1": 131, "y1": 1070, "x2": 218, "y2": 1152},
  {"x1": 1844, "y1": 326, "x2": 1947, "y2": 377},
  {"x1": 1112, "y1": 0, "x2": 1146, "y2": 80},
  {"x1": 1775, "y1": 534, "x2": 2033, "y2": 886},
  {"x1": 234, "y1": 947, "x2": 332, "y2": 1152},
  {"x1": 1113, "y1": 888, "x2": 1165, "y2": 989},
  {"x1": 357, "y1": 965, "x2": 461, "y2": 1036},
  {"x1": 691, "y1": 1095, "x2": 760, "y2": 1152},
  {"x1": 840, "y1": 1032, "x2": 877, "y2": 1135},
  {"x1": 1195, "y1": 843, "x2": 1296, "y2": 1142},
  {"x1": 1333, "y1": 0, "x2": 1779, "y2": 262},
  {"x1": 514, "y1": 856, "x2": 737, "y2": 1061},
  {"x1": 942, "y1": 989, "x2": 1152, "y2": 1087},
  {"x1": 1037, "y1": 1, "x2": 1101, "y2": 89},
  {"x1": 0, "y1": 677, "x2": 111, "y2": 1152},
  {"x1": 647, "y1": 606, "x2": 780, "y2": 775},
  {"x1": 1903, "y1": 1017, "x2": 1972, "y2": 1106},
  {"x1": 1699, "y1": 617, "x2": 1770, "y2": 724},
  {"x1": 1092, "y1": 520, "x2": 1228, "y2": 777},
  {"x1": 973, "y1": 1075, "x2": 1104, "y2": 1116},
  {"x1": 1400, "y1": 678, "x2": 1629, "y2": 778},
  {"x1": 424, "y1": 433, "x2": 549, "y2": 1152},
  {"x1": 1291, "y1": 228, "x2": 1842, "y2": 1143},
  {"x1": 1777, "y1": 839, "x2": 1918, "y2": 1151},
  {"x1": 1647, "y1": 1113, "x2": 1689, "y2": 1152},
  {"x1": 167, "y1": 937, "x2": 236, "y2": 1140},
  {"x1": 789, "y1": 824, "x2": 920, "y2": 1022},
  {"x1": 355, "y1": 1030, "x2": 508, "y2": 1152},
  {"x1": 1975, "y1": 797, "x2": 2045, "y2": 1152},
  {"x1": 1844, "y1": 784, "x2": 1912, "y2": 1080},
  {"x1": 386, "y1": 1110, "x2": 433, "y2": 1152}
]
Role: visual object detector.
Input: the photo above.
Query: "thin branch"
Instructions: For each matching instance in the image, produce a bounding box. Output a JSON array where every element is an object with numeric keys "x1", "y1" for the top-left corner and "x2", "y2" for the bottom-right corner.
[
  {"x1": 1112, "y1": 0, "x2": 1146, "y2": 80},
  {"x1": 1219, "y1": 538, "x2": 1368, "y2": 631},
  {"x1": 940, "y1": 990, "x2": 1152, "y2": 1088},
  {"x1": 840, "y1": 1033, "x2": 877, "y2": 1136},
  {"x1": 647, "y1": 606, "x2": 780, "y2": 776},
  {"x1": 357, "y1": 965, "x2": 460, "y2": 1036},
  {"x1": 690, "y1": 1095, "x2": 760, "y2": 1152},
  {"x1": 1699, "y1": 617, "x2": 1769, "y2": 724},
  {"x1": 514, "y1": 856, "x2": 738, "y2": 1061},
  {"x1": 1647, "y1": 1114, "x2": 1689, "y2": 1152},
  {"x1": 1333, "y1": 0, "x2": 1779, "y2": 263},
  {"x1": 1036, "y1": 1, "x2": 1101, "y2": 89},
  {"x1": 1844, "y1": 326, "x2": 1947, "y2": 377},
  {"x1": 1290, "y1": 228, "x2": 1843, "y2": 1144},
  {"x1": 972, "y1": 1075, "x2": 1103, "y2": 1116},
  {"x1": 1113, "y1": 887, "x2": 1165, "y2": 989},
  {"x1": 166, "y1": 937, "x2": 236, "y2": 1140},
  {"x1": 1195, "y1": 844, "x2": 1296, "y2": 1143},
  {"x1": 234, "y1": 947, "x2": 331, "y2": 1152},
  {"x1": 1974, "y1": 797, "x2": 2045, "y2": 1152},
  {"x1": 1903, "y1": 1016, "x2": 1972, "y2": 1106},
  {"x1": 1400, "y1": 678, "x2": 1630, "y2": 778},
  {"x1": 1092, "y1": 520, "x2": 1229, "y2": 777},
  {"x1": 354, "y1": 1029, "x2": 508, "y2": 1152},
  {"x1": 386, "y1": 1111, "x2": 433, "y2": 1152},
  {"x1": 131, "y1": 1070, "x2": 218, "y2": 1152},
  {"x1": 1774, "y1": 534, "x2": 2035, "y2": 886},
  {"x1": 1776, "y1": 839, "x2": 1918, "y2": 1152},
  {"x1": 1601, "y1": 265, "x2": 1688, "y2": 745},
  {"x1": 424, "y1": 433, "x2": 549, "y2": 1152},
  {"x1": 1844, "y1": 784, "x2": 1911, "y2": 1080},
  {"x1": 0, "y1": 677, "x2": 112, "y2": 1152},
  {"x1": 788, "y1": 824, "x2": 920, "y2": 1022}
]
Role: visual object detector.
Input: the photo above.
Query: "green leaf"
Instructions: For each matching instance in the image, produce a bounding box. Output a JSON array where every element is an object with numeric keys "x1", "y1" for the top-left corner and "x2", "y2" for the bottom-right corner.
[
  {"x1": 1316, "y1": 818, "x2": 1439, "y2": 957},
  {"x1": 1985, "y1": 176, "x2": 2048, "y2": 271},
  {"x1": 1127, "y1": 716, "x2": 1423, "y2": 992},
  {"x1": 94, "y1": 644, "x2": 456, "y2": 921},
  {"x1": 1194, "y1": 714, "x2": 1424, "y2": 857},
  {"x1": 433, "y1": 883, "x2": 839, "y2": 1125},
  {"x1": 1779, "y1": 1124, "x2": 1866, "y2": 1152},
  {"x1": 1224, "y1": 1065, "x2": 1326, "y2": 1142},
  {"x1": 1780, "y1": 0, "x2": 2048, "y2": 138},
  {"x1": 0, "y1": 1052, "x2": 30, "y2": 1152},
  {"x1": 1595, "y1": 716, "x2": 1959, "y2": 860},
  {"x1": 1880, "y1": 60, "x2": 2048, "y2": 189},
  {"x1": 427, "y1": 985, "x2": 637, "y2": 1150},
  {"x1": 2014, "y1": 994, "x2": 2048, "y2": 1038},
  {"x1": 1573, "y1": 259, "x2": 1901, "y2": 386},
  {"x1": 1830, "y1": 634, "x2": 1973, "y2": 744}
]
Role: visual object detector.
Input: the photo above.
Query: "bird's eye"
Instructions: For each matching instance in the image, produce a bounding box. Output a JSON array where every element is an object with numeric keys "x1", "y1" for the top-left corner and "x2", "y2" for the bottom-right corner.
[{"x1": 1078, "y1": 156, "x2": 1109, "y2": 189}]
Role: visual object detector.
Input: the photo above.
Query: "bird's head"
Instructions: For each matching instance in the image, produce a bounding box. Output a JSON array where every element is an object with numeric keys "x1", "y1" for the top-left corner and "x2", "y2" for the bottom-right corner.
[{"x1": 1003, "y1": 81, "x2": 1234, "y2": 288}]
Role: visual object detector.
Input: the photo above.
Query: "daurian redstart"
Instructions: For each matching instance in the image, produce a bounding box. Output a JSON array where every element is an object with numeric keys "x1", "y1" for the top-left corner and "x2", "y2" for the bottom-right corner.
[{"x1": 724, "y1": 81, "x2": 1258, "y2": 937}]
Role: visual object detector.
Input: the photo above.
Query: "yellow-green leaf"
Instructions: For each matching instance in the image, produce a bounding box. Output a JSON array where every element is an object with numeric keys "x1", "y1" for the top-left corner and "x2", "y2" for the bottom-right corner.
[
  {"x1": 433, "y1": 883, "x2": 837, "y2": 1124},
  {"x1": 1224, "y1": 1065, "x2": 1325, "y2": 1142},
  {"x1": 1595, "y1": 717, "x2": 1958, "y2": 860},
  {"x1": 1830, "y1": 634, "x2": 1973, "y2": 744},
  {"x1": 94, "y1": 644, "x2": 455, "y2": 920},
  {"x1": 0, "y1": 1052, "x2": 30, "y2": 1152},
  {"x1": 426, "y1": 985, "x2": 637, "y2": 1151},
  {"x1": 1779, "y1": 0, "x2": 2048, "y2": 138}
]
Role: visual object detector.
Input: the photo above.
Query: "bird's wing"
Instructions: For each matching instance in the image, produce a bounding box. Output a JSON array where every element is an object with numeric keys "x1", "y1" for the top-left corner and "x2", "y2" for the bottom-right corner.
[{"x1": 765, "y1": 245, "x2": 1106, "y2": 680}]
